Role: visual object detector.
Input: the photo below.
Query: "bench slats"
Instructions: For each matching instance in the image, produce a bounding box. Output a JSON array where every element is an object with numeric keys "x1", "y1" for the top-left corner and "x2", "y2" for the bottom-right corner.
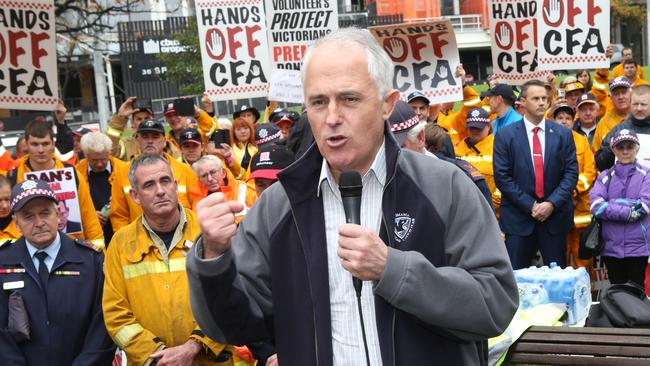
[
  {"x1": 511, "y1": 343, "x2": 650, "y2": 357},
  {"x1": 508, "y1": 353, "x2": 650, "y2": 365},
  {"x1": 516, "y1": 332, "x2": 650, "y2": 346},
  {"x1": 524, "y1": 326, "x2": 650, "y2": 336}
]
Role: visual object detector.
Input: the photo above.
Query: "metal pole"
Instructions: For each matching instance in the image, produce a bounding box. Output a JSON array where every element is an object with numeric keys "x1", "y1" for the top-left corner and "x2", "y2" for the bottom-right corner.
[
  {"x1": 105, "y1": 57, "x2": 116, "y2": 113},
  {"x1": 94, "y1": 50, "x2": 110, "y2": 131}
]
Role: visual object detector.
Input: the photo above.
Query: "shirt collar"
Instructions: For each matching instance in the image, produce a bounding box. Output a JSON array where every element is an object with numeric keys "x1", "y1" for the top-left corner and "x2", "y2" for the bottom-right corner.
[
  {"x1": 523, "y1": 116, "x2": 545, "y2": 132},
  {"x1": 141, "y1": 205, "x2": 187, "y2": 254},
  {"x1": 88, "y1": 159, "x2": 112, "y2": 174},
  {"x1": 317, "y1": 139, "x2": 387, "y2": 197},
  {"x1": 26, "y1": 232, "x2": 61, "y2": 260}
]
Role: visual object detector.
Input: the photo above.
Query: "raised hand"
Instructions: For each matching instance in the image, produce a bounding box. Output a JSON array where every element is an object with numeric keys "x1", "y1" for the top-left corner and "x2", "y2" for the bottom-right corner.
[
  {"x1": 206, "y1": 31, "x2": 224, "y2": 58},
  {"x1": 496, "y1": 24, "x2": 511, "y2": 47},
  {"x1": 385, "y1": 39, "x2": 404, "y2": 60},
  {"x1": 544, "y1": 0, "x2": 561, "y2": 24},
  {"x1": 117, "y1": 96, "x2": 139, "y2": 119}
]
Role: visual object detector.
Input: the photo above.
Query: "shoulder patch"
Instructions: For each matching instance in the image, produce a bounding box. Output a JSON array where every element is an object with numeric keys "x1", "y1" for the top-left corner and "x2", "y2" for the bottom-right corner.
[
  {"x1": 74, "y1": 239, "x2": 102, "y2": 253},
  {"x1": 0, "y1": 239, "x2": 15, "y2": 250}
]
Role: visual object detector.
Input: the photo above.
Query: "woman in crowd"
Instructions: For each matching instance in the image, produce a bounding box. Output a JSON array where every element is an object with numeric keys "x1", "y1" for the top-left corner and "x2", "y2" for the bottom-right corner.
[
  {"x1": 230, "y1": 117, "x2": 258, "y2": 180},
  {"x1": 0, "y1": 175, "x2": 21, "y2": 240},
  {"x1": 576, "y1": 69, "x2": 593, "y2": 91},
  {"x1": 590, "y1": 129, "x2": 650, "y2": 287}
]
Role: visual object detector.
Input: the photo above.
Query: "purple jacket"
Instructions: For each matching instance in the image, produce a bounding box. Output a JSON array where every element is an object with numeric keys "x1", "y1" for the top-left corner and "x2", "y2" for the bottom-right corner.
[{"x1": 590, "y1": 161, "x2": 650, "y2": 258}]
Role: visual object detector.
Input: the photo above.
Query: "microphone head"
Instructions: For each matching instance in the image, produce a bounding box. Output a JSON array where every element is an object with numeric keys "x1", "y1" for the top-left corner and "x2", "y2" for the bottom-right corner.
[{"x1": 339, "y1": 171, "x2": 362, "y2": 198}]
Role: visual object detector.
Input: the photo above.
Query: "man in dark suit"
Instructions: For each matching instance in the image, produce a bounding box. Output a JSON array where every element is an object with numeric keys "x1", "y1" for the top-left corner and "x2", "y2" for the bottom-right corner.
[{"x1": 494, "y1": 80, "x2": 579, "y2": 269}]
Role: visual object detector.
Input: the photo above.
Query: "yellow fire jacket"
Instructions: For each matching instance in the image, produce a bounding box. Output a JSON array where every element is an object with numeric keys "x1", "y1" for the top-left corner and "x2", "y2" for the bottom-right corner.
[
  {"x1": 454, "y1": 134, "x2": 501, "y2": 210},
  {"x1": 103, "y1": 207, "x2": 249, "y2": 365},
  {"x1": 437, "y1": 85, "x2": 483, "y2": 145},
  {"x1": 10, "y1": 155, "x2": 105, "y2": 248},
  {"x1": 0, "y1": 220, "x2": 21, "y2": 241},
  {"x1": 109, "y1": 153, "x2": 198, "y2": 232},
  {"x1": 572, "y1": 131, "x2": 597, "y2": 228}
]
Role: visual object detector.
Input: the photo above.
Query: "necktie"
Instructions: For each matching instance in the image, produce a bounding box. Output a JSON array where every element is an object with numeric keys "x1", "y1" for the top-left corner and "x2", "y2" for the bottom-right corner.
[
  {"x1": 533, "y1": 127, "x2": 544, "y2": 199},
  {"x1": 35, "y1": 251, "x2": 49, "y2": 286}
]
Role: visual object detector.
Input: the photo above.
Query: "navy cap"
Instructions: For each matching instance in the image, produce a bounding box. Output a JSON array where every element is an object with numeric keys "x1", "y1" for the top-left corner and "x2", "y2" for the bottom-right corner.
[
  {"x1": 179, "y1": 127, "x2": 201, "y2": 145},
  {"x1": 611, "y1": 128, "x2": 639, "y2": 147},
  {"x1": 72, "y1": 127, "x2": 92, "y2": 136},
  {"x1": 269, "y1": 108, "x2": 288, "y2": 123},
  {"x1": 552, "y1": 104, "x2": 575, "y2": 119},
  {"x1": 137, "y1": 119, "x2": 165, "y2": 134},
  {"x1": 255, "y1": 124, "x2": 283, "y2": 148},
  {"x1": 163, "y1": 101, "x2": 176, "y2": 117},
  {"x1": 248, "y1": 146, "x2": 295, "y2": 182},
  {"x1": 466, "y1": 108, "x2": 491, "y2": 129},
  {"x1": 577, "y1": 93, "x2": 597, "y2": 109},
  {"x1": 610, "y1": 76, "x2": 632, "y2": 92},
  {"x1": 11, "y1": 179, "x2": 57, "y2": 213},
  {"x1": 482, "y1": 84, "x2": 516, "y2": 103},
  {"x1": 406, "y1": 91, "x2": 430, "y2": 105},
  {"x1": 388, "y1": 100, "x2": 420, "y2": 146},
  {"x1": 233, "y1": 105, "x2": 260, "y2": 122}
]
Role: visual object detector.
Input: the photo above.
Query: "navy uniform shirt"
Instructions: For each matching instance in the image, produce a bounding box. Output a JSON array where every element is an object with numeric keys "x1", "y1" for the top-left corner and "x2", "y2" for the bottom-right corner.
[{"x1": 0, "y1": 233, "x2": 115, "y2": 365}]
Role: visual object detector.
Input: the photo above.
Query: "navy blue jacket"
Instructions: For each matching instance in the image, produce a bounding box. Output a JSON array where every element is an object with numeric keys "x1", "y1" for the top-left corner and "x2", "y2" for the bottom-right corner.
[
  {"x1": 187, "y1": 125, "x2": 518, "y2": 366},
  {"x1": 494, "y1": 119, "x2": 579, "y2": 236},
  {"x1": 0, "y1": 234, "x2": 115, "y2": 365}
]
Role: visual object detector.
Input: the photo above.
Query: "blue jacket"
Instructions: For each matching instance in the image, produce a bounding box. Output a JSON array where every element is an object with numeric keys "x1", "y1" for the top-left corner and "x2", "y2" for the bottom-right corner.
[
  {"x1": 186, "y1": 124, "x2": 518, "y2": 366},
  {"x1": 492, "y1": 107, "x2": 521, "y2": 135},
  {"x1": 494, "y1": 119, "x2": 579, "y2": 236},
  {"x1": 0, "y1": 234, "x2": 115, "y2": 365}
]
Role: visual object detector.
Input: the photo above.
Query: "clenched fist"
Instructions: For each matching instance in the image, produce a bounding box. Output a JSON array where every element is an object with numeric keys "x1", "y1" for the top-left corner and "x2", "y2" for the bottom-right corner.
[{"x1": 196, "y1": 192, "x2": 244, "y2": 258}]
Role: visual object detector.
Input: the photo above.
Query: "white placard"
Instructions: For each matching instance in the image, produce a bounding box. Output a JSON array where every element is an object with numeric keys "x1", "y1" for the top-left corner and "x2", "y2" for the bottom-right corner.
[{"x1": 268, "y1": 69, "x2": 304, "y2": 104}]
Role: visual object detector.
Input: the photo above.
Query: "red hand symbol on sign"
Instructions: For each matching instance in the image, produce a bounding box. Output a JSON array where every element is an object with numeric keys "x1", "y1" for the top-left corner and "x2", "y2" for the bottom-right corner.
[
  {"x1": 495, "y1": 22, "x2": 512, "y2": 50},
  {"x1": 383, "y1": 38, "x2": 407, "y2": 62},
  {"x1": 543, "y1": 0, "x2": 563, "y2": 27},
  {"x1": 206, "y1": 29, "x2": 225, "y2": 61}
]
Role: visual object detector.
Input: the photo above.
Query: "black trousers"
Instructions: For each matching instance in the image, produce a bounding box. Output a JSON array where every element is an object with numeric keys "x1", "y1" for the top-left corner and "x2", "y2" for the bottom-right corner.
[{"x1": 603, "y1": 256, "x2": 649, "y2": 286}]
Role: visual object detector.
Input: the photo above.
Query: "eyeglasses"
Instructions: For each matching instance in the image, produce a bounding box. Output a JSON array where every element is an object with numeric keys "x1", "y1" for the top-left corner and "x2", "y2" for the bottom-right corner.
[{"x1": 200, "y1": 169, "x2": 222, "y2": 181}]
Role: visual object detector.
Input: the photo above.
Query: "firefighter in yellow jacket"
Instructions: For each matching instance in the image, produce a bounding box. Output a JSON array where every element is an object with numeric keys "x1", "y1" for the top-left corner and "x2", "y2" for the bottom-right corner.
[
  {"x1": 110, "y1": 120, "x2": 199, "y2": 232},
  {"x1": 591, "y1": 76, "x2": 633, "y2": 152},
  {"x1": 0, "y1": 175, "x2": 20, "y2": 241},
  {"x1": 163, "y1": 100, "x2": 218, "y2": 156},
  {"x1": 104, "y1": 97, "x2": 154, "y2": 162},
  {"x1": 103, "y1": 154, "x2": 253, "y2": 366},
  {"x1": 7, "y1": 121, "x2": 105, "y2": 248},
  {"x1": 553, "y1": 105, "x2": 597, "y2": 272},
  {"x1": 455, "y1": 108, "x2": 501, "y2": 213}
]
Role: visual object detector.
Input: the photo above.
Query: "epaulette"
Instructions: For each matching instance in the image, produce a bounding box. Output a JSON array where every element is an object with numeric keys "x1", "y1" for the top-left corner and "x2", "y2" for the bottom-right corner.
[
  {"x1": 0, "y1": 239, "x2": 15, "y2": 250},
  {"x1": 74, "y1": 239, "x2": 102, "y2": 253}
]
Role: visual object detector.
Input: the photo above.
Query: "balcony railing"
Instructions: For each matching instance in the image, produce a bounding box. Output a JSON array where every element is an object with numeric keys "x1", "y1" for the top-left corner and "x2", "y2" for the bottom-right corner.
[{"x1": 404, "y1": 14, "x2": 484, "y2": 32}]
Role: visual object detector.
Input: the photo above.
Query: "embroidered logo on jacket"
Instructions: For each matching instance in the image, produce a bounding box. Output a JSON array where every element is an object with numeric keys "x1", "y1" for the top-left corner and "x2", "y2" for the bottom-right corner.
[{"x1": 394, "y1": 213, "x2": 415, "y2": 243}]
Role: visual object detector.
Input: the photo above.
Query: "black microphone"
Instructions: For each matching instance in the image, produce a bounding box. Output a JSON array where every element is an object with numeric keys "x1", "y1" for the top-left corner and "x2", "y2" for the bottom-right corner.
[{"x1": 339, "y1": 171, "x2": 363, "y2": 297}]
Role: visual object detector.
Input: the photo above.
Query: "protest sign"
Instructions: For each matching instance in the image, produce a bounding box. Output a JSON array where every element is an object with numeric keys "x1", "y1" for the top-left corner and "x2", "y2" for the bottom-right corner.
[
  {"x1": 268, "y1": 69, "x2": 304, "y2": 103},
  {"x1": 488, "y1": 0, "x2": 548, "y2": 85},
  {"x1": 370, "y1": 21, "x2": 463, "y2": 104},
  {"x1": 537, "y1": 0, "x2": 609, "y2": 70},
  {"x1": 265, "y1": 0, "x2": 337, "y2": 70},
  {"x1": 0, "y1": 0, "x2": 58, "y2": 111},
  {"x1": 196, "y1": 0, "x2": 271, "y2": 101},
  {"x1": 634, "y1": 133, "x2": 650, "y2": 169},
  {"x1": 23, "y1": 167, "x2": 82, "y2": 235}
]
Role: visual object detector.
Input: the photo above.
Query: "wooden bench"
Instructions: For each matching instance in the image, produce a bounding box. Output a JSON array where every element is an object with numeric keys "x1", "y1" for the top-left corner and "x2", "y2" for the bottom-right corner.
[{"x1": 505, "y1": 326, "x2": 650, "y2": 365}]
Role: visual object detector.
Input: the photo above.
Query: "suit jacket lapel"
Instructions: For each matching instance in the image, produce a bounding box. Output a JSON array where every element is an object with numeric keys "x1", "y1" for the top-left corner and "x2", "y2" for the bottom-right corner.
[
  {"x1": 516, "y1": 122, "x2": 535, "y2": 181},
  {"x1": 544, "y1": 121, "x2": 557, "y2": 170}
]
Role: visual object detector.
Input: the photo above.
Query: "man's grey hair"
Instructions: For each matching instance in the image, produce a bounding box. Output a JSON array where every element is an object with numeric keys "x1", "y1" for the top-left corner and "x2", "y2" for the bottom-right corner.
[
  {"x1": 192, "y1": 154, "x2": 223, "y2": 176},
  {"x1": 80, "y1": 132, "x2": 112, "y2": 154},
  {"x1": 301, "y1": 27, "x2": 394, "y2": 100},
  {"x1": 406, "y1": 122, "x2": 427, "y2": 143},
  {"x1": 128, "y1": 154, "x2": 172, "y2": 188}
]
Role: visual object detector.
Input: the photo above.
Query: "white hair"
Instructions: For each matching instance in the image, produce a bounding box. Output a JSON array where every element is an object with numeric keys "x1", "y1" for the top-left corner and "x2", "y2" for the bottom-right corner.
[
  {"x1": 80, "y1": 132, "x2": 112, "y2": 154},
  {"x1": 406, "y1": 122, "x2": 427, "y2": 143},
  {"x1": 217, "y1": 117, "x2": 232, "y2": 130},
  {"x1": 192, "y1": 154, "x2": 223, "y2": 176},
  {"x1": 301, "y1": 27, "x2": 394, "y2": 100}
]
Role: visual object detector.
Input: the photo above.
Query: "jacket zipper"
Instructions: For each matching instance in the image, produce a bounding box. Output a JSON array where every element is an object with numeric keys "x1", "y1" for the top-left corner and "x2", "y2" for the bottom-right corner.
[
  {"x1": 381, "y1": 148, "x2": 400, "y2": 366},
  {"x1": 289, "y1": 205, "x2": 320, "y2": 366}
]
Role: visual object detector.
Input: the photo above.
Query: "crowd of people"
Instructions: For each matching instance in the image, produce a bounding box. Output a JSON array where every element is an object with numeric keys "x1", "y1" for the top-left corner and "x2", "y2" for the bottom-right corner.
[{"x1": 0, "y1": 26, "x2": 648, "y2": 365}]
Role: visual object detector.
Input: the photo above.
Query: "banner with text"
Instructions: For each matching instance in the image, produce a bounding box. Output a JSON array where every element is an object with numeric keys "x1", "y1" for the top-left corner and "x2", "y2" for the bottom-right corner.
[
  {"x1": 488, "y1": 0, "x2": 548, "y2": 85},
  {"x1": 0, "y1": 0, "x2": 58, "y2": 111},
  {"x1": 268, "y1": 69, "x2": 304, "y2": 103},
  {"x1": 24, "y1": 167, "x2": 82, "y2": 235},
  {"x1": 370, "y1": 21, "x2": 463, "y2": 104},
  {"x1": 536, "y1": 0, "x2": 609, "y2": 70},
  {"x1": 196, "y1": 0, "x2": 272, "y2": 101},
  {"x1": 265, "y1": 0, "x2": 337, "y2": 71}
]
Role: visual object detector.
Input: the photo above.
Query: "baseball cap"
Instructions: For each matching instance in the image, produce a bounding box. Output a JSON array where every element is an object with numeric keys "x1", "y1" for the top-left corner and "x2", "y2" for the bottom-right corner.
[
  {"x1": 406, "y1": 91, "x2": 430, "y2": 105},
  {"x1": 564, "y1": 81, "x2": 585, "y2": 94},
  {"x1": 233, "y1": 105, "x2": 260, "y2": 122},
  {"x1": 72, "y1": 127, "x2": 92, "y2": 137},
  {"x1": 577, "y1": 93, "x2": 598, "y2": 109},
  {"x1": 611, "y1": 128, "x2": 639, "y2": 147},
  {"x1": 552, "y1": 104, "x2": 575, "y2": 119},
  {"x1": 248, "y1": 147, "x2": 295, "y2": 182},
  {"x1": 179, "y1": 128, "x2": 201, "y2": 146},
  {"x1": 163, "y1": 101, "x2": 176, "y2": 117},
  {"x1": 137, "y1": 119, "x2": 165, "y2": 134},
  {"x1": 388, "y1": 100, "x2": 420, "y2": 146},
  {"x1": 255, "y1": 124, "x2": 283, "y2": 148},
  {"x1": 482, "y1": 84, "x2": 516, "y2": 103},
  {"x1": 11, "y1": 179, "x2": 57, "y2": 213},
  {"x1": 609, "y1": 77, "x2": 632, "y2": 92},
  {"x1": 465, "y1": 108, "x2": 491, "y2": 129}
]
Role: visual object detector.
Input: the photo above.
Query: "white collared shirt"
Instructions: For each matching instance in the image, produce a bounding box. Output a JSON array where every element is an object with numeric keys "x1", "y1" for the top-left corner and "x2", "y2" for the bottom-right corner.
[
  {"x1": 523, "y1": 117, "x2": 545, "y2": 170},
  {"x1": 87, "y1": 160, "x2": 112, "y2": 174},
  {"x1": 25, "y1": 232, "x2": 62, "y2": 272},
  {"x1": 317, "y1": 140, "x2": 385, "y2": 366}
]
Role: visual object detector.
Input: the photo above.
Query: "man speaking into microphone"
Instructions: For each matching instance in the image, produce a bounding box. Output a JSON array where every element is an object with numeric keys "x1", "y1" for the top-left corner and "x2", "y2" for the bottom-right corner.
[{"x1": 186, "y1": 28, "x2": 518, "y2": 366}]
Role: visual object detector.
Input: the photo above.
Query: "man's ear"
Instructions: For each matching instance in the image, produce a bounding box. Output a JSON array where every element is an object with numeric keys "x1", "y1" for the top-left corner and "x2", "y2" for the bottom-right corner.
[
  {"x1": 129, "y1": 187, "x2": 140, "y2": 206},
  {"x1": 382, "y1": 89, "x2": 401, "y2": 120}
]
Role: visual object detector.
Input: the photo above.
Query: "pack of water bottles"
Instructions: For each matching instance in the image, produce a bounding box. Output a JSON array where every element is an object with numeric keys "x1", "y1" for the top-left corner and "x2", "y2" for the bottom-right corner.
[{"x1": 514, "y1": 263, "x2": 591, "y2": 324}]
